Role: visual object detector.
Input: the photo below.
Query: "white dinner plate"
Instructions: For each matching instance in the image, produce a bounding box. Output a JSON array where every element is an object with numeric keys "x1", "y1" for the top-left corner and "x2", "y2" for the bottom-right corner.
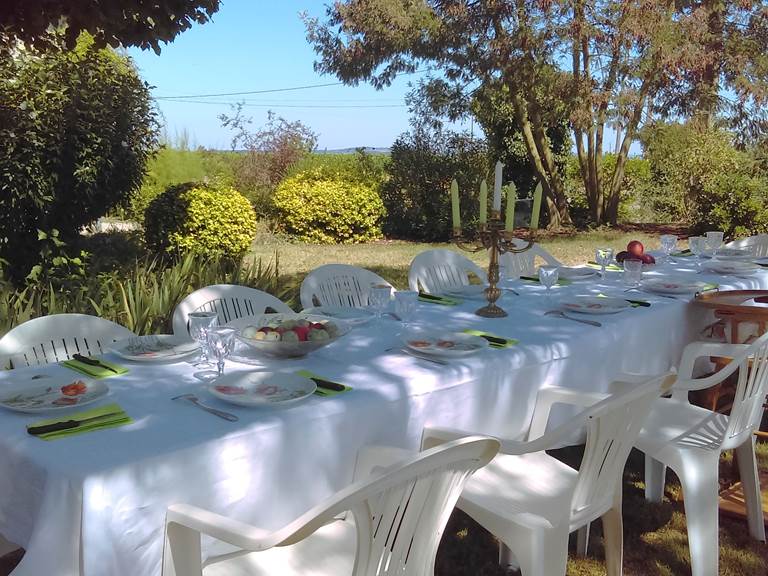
[
  {"x1": 703, "y1": 248, "x2": 752, "y2": 259},
  {"x1": 560, "y1": 296, "x2": 631, "y2": 315},
  {"x1": 641, "y1": 279, "x2": 709, "y2": 294},
  {"x1": 0, "y1": 378, "x2": 108, "y2": 413},
  {"x1": 110, "y1": 335, "x2": 199, "y2": 363},
  {"x1": 300, "y1": 306, "x2": 374, "y2": 326},
  {"x1": 557, "y1": 267, "x2": 598, "y2": 280},
  {"x1": 701, "y1": 260, "x2": 759, "y2": 275},
  {"x1": 442, "y1": 285, "x2": 487, "y2": 299},
  {"x1": 207, "y1": 372, "x2": 316, "y2": 407},
  {"x1": 400, "y1": 330, "x2": 488, "y2": 358}
]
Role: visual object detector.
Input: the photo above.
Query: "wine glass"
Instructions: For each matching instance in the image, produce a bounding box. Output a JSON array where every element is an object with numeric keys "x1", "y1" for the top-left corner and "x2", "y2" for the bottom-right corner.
[
  {"x1": 688, "y1": 235, "x2": 706, "y2": 271},
  {"x1": 188, "y1": 311, "x2": 218, "y2": 366},
  {"x1": 660, "y1": 234, "x2": 677, "y2": 262},
  {"x1": 368, "y1": 283, "x2": 392, "y2": 323},
  {"x1": 538, "y1": 266, "x2": 559, "y2": 301},
  {"x1": 595, "y1": 248, "x2": 614, "y2": 278},
  {"x1": 208, "y1": 327, "x2": 237, "y2": 377},
  {"x1": 394, "y1": 291, "x2": 418, "y2": 327},
  {"x1": 705, "y1": 231, "x2": 724, "y2": 256}
]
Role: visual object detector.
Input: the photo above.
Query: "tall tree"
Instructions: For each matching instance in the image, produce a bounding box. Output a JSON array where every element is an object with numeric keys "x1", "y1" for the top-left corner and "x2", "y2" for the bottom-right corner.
[
  {"x1": 305, "y1": 0, "x2": 734, "y2": 227},
  {"x1": 0, "y1": 0, "x2": 220, "y2": 53}
]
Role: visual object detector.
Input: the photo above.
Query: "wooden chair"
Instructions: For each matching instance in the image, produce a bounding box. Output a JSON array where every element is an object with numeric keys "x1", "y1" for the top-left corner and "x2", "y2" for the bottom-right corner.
[
  {"x1": 422, "y1": 373, "x2": 672, "y2": 576},
  {"x1": 0, "y1": 313, "x2": 134, "y2": 369},
  {"x1": 172, "y1": 284, "x2": 292, "y2": 337},
  {"x1": 499, "y1": 239, "x2": 562, "y2": 277},
  {"x1": 161, "y1": 436, "x2": 499, "y2": 576},
  {"x1": 408, "y1": 248, "x2": 487, "y2": 294},
  {"x1": 299, "y1": 264, "x2": 394, "y2": 309}
]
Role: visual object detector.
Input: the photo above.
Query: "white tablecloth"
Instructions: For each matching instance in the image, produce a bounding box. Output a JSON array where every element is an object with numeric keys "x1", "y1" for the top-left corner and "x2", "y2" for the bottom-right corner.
[{"x1": 1, "y1": 260, "x2": 766, "y2": 576}]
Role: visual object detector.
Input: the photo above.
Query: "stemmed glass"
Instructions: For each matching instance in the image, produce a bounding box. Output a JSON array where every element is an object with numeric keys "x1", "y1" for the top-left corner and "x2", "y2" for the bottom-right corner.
[
  {"x1": 660, "y1": 234, "x2": 677, "y2": 262},
  {"x1": 595, "y1": 248, "x2": 614, "y2": 279},
  {"x1": 688, "y1": 236, "x2": 706, "y2": 271},
  {"x1": 208, "y1": 327, "x2": 237, "y2": 377},
  {"x1": 538, "y1": 266, "x2": 559, "y2": 301},
  {"x1": 394, "y1": 290, "x2": 418, "y2": 328},
  {"x1": 188, "y1": 311, "x2": 218, "y2": 367},
  {"x1": 369, "y1": 283, "x2": 392, "y2": 323}
]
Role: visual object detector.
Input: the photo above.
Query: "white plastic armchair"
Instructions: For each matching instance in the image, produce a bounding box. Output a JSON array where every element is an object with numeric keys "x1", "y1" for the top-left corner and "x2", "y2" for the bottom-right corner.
[
  {"x1": 0, "y1": 313, "x2": 134, "y2": 369},
  {"x1": 161, "y1": 436, "x2": 499, "y2": 576},
  {"x1": 172, "y1": 284, "x2": 292, "y2": 337},
  {"x1": 633, "y1": 331, "x2": 768, "y2": 576},
  {"x1": 498, "y1": 238, "x2": 562, "y2": 277},
  {"x1": 408, "y1": 249, "x2": 488, "y2": 294},
  {"x1": 725, "y1": 233, "x2": 768, "y2": 257},
  {"x1": 299, "y1": 264, "x2": 394, "y2": 309},
  {"x1": 422, "y1": 373, "x2": 672, "y2": 576}
]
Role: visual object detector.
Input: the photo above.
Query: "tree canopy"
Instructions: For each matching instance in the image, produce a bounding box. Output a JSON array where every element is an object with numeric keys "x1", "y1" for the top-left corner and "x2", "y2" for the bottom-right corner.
[{"x1": 0, "y1": 0, "x2": 220, "y2": 53}]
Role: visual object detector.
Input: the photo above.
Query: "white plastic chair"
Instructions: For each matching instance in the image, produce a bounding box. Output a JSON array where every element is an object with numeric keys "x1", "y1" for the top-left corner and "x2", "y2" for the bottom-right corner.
[
  {"x1": 499, "y1": 238, "x2": 562, "y2": 277},
  {"x1": 633, "y1": 331, "x2": 768, "y2": 576},
  {"x1": 161, "y1": 436, "x2": 500, "y2": 576},
  {"x1": 299, "y1": 264, "x2": 394, "y2": 309},
  {"x1": 422, "y1": 373, "x2": 672, "y2": 576},
  {"x1": 408, "y1": 249, "x2": 488, "y2": 294},
  {"x1": 172, "y1": 284, "x2": 292, "y2": 337},
  {"x1": 725, "y1": 234, "x2": 768, "y2": 257},
  {"x1": 0, "y1": 313, "x2": 135, "y2": 369}
]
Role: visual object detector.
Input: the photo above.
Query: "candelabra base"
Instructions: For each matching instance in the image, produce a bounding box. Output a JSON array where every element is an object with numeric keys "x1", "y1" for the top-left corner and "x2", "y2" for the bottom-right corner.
[{"x1": 475, "y1": 303, "x2": 508, "y2": 318}]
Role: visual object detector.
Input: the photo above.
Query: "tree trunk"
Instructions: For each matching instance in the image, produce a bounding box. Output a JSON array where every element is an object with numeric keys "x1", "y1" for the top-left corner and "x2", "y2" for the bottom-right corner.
[{"x1": 696, "y1": 0, "x2": 724, "y2": 128}]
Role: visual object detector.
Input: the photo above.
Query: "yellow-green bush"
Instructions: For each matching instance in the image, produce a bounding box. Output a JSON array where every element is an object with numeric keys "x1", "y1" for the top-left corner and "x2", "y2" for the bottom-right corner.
[
  {"x1": 273, "y1": 171, "x2": 385, "y2": 243},
  {"x1": 144, "y1": 183, "x2": 257, "y2": 257}
]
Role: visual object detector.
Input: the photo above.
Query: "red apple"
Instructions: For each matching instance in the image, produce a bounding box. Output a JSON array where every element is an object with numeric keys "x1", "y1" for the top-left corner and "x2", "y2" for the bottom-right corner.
[
  {"x1": 640, "y1": 253, "x2": 656, "y2": 265},
  {"x1": 615, "y1": 250, "x2": 630, "y2": 263},
  {"x1": 627, "y1": 240, "x2": 644, "y2": 256},
  {"x1": 292, "y1": 326, "x2": 309, "y2": 341},
  {"x1": 257, "y1": 327, "x2": 273, "y2": 333}
]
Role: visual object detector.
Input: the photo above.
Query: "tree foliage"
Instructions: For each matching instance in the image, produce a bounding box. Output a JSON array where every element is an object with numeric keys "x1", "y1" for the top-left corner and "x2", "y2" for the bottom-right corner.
[
  {"x1": 0, "y1": 0, "x2": 220, "y2": 53},
  {"x1": 0, "y1": 33, "x2": 158, "y2": 283}
]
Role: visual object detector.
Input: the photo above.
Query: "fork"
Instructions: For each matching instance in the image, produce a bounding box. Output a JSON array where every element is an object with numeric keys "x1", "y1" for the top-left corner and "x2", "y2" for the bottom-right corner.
[
  {"x1": 172, "y1": 393, "x2": 239, "y2": 422},
  {"x1": 544, "y1": 310, "x2": 602, "y2": 327}
]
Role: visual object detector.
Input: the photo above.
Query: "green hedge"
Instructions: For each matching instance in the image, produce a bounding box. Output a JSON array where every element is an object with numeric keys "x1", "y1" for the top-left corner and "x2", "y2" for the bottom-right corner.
[
  {"x1": 273, "y1": 172, "x2": 385, "y2": 243},
  {"x1": 144, "y1": 183, "x2": 257, "y2": 257}
]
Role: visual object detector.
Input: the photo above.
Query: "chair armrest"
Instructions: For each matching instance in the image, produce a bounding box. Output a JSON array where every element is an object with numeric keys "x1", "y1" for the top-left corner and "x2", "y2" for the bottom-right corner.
[
  {"x1": 421, "y1": 426, "x2": 483, "y2": 451},
  {"x1": 527, "y1": 386, "x2": 608, "y2": 441},
  {"x1": 353, "y1": 445, "x2": 414, "y2": 482},
  {"x1": 677, "y1": 341, "x2": 750, "y2": 379}
]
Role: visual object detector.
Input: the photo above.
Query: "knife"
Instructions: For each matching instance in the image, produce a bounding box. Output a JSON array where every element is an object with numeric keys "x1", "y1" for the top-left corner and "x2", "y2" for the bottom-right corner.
[
  {"x1": 27, "y1": 411, "x2": 125, "y2": 436},
  {"x1": 72, "y1": 354, "x2": 120, "y2": 374},
  {"x1": 418, "y1": 292, "x2": 455, "y2": 302},
  {"x1": 310, "y1": 377, "x2": 346, "y2": 392}
]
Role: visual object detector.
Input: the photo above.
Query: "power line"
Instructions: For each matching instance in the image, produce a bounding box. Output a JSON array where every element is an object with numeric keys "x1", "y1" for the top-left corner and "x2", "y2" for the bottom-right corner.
[{"x1": 158, "y1": 98, "x2": 407, "y2": 109}]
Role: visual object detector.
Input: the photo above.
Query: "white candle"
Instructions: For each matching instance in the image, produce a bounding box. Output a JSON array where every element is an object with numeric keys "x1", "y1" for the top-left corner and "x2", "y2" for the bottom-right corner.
[{"x1": 493, "y1": 161, "x2": 503, "y2": 212}]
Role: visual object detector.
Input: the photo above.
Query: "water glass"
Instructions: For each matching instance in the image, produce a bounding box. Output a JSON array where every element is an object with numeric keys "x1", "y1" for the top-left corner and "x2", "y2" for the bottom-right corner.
[
  {"x1": 208, "y1": 327, "x2": 237, "y2": 376},
  {"x1": 660, "y1": 234, "x2": 677, "y2": 262},
  {"x1": 595, "y1": 247, "x2": 614, "y2": 278},
  {"x1": 368, "y1": 283, "x2": 392, "y2": 322},
  {"x1": 705, "y1": 231, "x2": 724, "y2": 254},
  {"x1": 688, "y1": 236, "x2": 706, "y2": 271},
  {"x1": 394, "y1": 290, "x2": 418, "y2": 327},
  {"x1": 188, "y1": 311, "x2": 218, "y2": 366},
  {"x1": 538, "y1": 266, "x2": 559, "y2": 299},
  {"x1": 623, "y1": 258, "x2": 643, "y2": 286}
]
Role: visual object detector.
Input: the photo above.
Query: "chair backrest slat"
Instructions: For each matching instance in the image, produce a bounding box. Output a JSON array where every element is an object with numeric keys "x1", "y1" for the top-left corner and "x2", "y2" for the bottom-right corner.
[
  {"x1": 408, "y1": 249, "x2": 487, "y2": 294},
  {"x1": 723, "y1": 339, "x2": 768, "y2": 448},
  {"x1": 499, "y1": 239, "x2": 562, "y2": 277},
  {"x1": 726, "y1": 234, "x2": 768, "y2": 257},
  {"x1": 300, "y1": 265, "x2": 394, "y2": 310}
]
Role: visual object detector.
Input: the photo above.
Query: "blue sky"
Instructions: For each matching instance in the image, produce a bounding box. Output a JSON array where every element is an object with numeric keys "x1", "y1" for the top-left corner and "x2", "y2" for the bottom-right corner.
[{"x1": 128, "y1": 1, "x2": 470, "y2": 150}]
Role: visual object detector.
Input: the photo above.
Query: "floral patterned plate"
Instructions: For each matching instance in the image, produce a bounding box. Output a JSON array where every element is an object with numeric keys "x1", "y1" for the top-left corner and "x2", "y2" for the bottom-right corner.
[
  {"x1": 641, "y1": 279, "x2": 709, "y2": 294},
  {"x1": 400, "y1": 329, "x2": 489, "y2": 358},
  {"x1": 110, "y1": 335, "x2": 199, "y2": 363},
  {"x1": 0, "y1": 378, "x2": 108, "y2": 413},
  {"x1": 207, "y1": 372, "x2": 316, "y2": 407},
  {"x1": 560, "y1": 296, "x2": 631, "y2": 315}
]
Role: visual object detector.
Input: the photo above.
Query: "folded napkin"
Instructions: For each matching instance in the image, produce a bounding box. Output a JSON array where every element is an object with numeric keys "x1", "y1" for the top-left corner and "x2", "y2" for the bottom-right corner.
[
  {"x1": 519, "y1": 275, "x2": 573, "y2": 286},
  {"x1": 27, "y1": 403, "x2": 131, "y2": 441},
  {"x1": 672, "y1": 249, "x2": 694, "y2": 257},
  {"x1": 585, "y1": 261, "x2": 623, "y2": 272},
  {"x1": 61, "y1": 357, "x2": 128, "y2": 378},
  {"x1": 701, "y1": 283, "x2": 718, "y2": 292},
  {"x1": 596, "y1": 293, "x2": 650, "y2": 308},
  {"x1": 417, "y1": 292, "x2": 461, "y2": 306},
  {"x1": 296, "y1": 370, "x2": 353, "y2": 397},
  {"x1": 462, "y1": 329, "x2": 518, "y2": 349}
]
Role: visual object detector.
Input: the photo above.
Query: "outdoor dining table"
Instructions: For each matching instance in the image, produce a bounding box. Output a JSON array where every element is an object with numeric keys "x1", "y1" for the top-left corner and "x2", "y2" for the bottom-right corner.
[{"x1": 1, "y1": 257, "x2": 767, "y2": 576}]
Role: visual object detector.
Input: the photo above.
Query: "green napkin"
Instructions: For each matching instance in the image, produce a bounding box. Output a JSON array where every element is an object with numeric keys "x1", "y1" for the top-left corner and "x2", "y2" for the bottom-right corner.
[
  {"x1": 462, "y1": 329, "x2": 518, "y2": 349},
  {"x1": 519, "y1": 275, "x2": 573, "y2": 286},
  {"x1": 417, "y1": 292, "x2": 461, "y2": 306},
  {"x1": 597, "y1": 293, "x2": 650, "y2": 308},
  {"x1": 27, "y1": 403, "x2": 131, "y2": 441},
  {"x1": 701, "y1": 283, "x2": 718, "y2": 292},
  {"x1": 61, "y1": 358, "x2": 128, "y2": 378},
  {"x1": 672, "y1": 249, "x2": 694, "y2": 257},
  {"x1": 586, "y1": 261, "x2": 623, "y2": 272},
  {"x1": 296, "y1": 370, "x2": 353, "y2": 397}
]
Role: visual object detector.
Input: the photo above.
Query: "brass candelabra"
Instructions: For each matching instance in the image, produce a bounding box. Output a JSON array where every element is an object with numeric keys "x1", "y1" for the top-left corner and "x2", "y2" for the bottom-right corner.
[{"x1": 453, "y1": 210, "x2": 535, "y2": 318}]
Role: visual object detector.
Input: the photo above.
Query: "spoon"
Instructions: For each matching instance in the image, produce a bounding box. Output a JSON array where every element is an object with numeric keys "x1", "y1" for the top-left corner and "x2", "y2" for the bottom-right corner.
[
  {"x1": 172, "y1": 393, "x2": 239, "y2": 422},
  {"x1": 544, "y1": 310, "x2": 602, "y2": 327}
]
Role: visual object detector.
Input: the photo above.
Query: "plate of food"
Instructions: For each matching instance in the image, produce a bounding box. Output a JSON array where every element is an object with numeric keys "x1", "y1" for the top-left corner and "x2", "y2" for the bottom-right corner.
[
  {"x1": 0, "y1": 378, "x2": 108, "y2": 413},
  {"x1": 208, "y1": 372, "x2": 316, "y2": 407},
  {"x1": 557, "y1": 267, "x2": 599, "y2": 280},
  {"x1": 442, "y1": 285, "x2": 487, "y2": 299},
  {"x1": 230, "y1": 314, "x2": 349, "y2": 358},
  {"x1": 300, "y1": 306, "x2": 374, "y2": 326},
  {"x1": 701, "y1": 260, "x2": 759, "y2": 275},
  {"x1": 110, "y1": 335, "x2": 199, "y2": 362},
  {"x1": 400, "y1": 329, "x2": 488, "y2": 358},
  {"x1": 560, "y1": 296, "x2": 631, "y2": 315},
  {"x1": 641, "y1": 279, "x2": 709, "y2": 294}
]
